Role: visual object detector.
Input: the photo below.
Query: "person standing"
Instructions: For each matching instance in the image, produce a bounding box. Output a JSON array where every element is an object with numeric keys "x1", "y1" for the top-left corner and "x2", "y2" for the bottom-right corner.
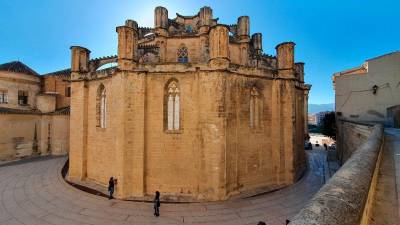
[
  {"x1": 108, "y1": 177, "x2": 115, "y2": 199},
  {"x1": 154, "y1": 191, "x2": 161, "y2": 217}
]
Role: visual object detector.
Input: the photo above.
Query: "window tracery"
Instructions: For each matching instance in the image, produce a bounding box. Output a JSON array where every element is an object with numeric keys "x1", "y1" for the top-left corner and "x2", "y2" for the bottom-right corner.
[
  {"x1": 166, "y1": 81, "x2": 180, "y2": 131},
  {"x1": 177, "y1": 45, "x2": 189, "y2": 63}
]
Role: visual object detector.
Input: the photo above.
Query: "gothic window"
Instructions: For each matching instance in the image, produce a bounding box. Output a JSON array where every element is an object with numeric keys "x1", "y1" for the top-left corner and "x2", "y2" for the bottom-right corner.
[
  {"x1": 166, "y1": 80, "x2": 180, "y2": 131},
  {"x1": 96, "y1": 84, "x2": 106, "y2": 128},
  {"x1": 250, "y1": 86, "x2": 261, "y2": 128},
  {"x1": 177, "y1": 45, "x2": 189, "y2": 63}
]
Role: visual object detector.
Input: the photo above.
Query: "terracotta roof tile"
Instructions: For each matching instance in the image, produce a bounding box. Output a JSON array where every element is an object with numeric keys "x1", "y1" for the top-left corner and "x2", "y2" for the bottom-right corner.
[
  {"x1": 45, "y1": 106, "x2": 70, "y2": 115},
  {"x1": 0, "y1": 107, "x2": 41, "y2": 115},
  {"x1": 42, "y1": 69, "x2": 71, "y2": 78},
  {"x1": 0, "y1": 106, "x2": 70, "y2": 115},
  {"x1": 0, "y1": 61, "x2": 39, "y2": 76}
]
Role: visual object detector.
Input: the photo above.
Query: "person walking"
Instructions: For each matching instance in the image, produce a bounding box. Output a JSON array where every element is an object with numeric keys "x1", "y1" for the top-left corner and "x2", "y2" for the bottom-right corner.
[
  {"x1": 154, "y1": 191, "x2": 161, "y2": 217},
  {"x1": 108, "y1": 177, "x2": 115, "y2": 199}
]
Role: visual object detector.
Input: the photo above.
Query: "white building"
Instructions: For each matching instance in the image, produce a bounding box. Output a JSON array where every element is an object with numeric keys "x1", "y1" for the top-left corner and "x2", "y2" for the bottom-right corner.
[{"x1": 333, "y1": 51, "x2": 400, "y2": 127}]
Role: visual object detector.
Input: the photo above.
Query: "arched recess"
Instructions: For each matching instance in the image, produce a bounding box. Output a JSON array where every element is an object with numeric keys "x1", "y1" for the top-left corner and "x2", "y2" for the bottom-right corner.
[
  {"x1": 96, "y1": 84, "x2": 107, "y2": 128},
  {"x1": 249, "y1": 86, "x2": 262, "y2": 129},
  {"x1": 164, "y1": 79, "x2": 181, "y2": 131}
]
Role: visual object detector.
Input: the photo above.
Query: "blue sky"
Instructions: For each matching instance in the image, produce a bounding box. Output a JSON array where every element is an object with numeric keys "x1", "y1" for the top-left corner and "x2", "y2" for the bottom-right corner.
[{"x1": 0, "y1": 0, "x2": 399, "y2": 104}]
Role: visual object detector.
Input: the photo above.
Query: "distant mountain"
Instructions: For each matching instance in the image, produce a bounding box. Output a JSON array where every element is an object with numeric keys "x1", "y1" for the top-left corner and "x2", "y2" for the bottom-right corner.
[{"x1": 308, "y1": 103, "x2": 334, "y2": 114}]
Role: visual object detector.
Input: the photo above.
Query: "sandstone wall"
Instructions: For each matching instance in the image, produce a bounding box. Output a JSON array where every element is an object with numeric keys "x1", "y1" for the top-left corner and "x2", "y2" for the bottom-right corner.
[
  {"x1": 36, "y1": 94, "x2": 56, "y2": 113},
  {"x1": 197, "y1": 71, "x2": 227, "y2": 200},
  {"x1": 294, "y1": 87, "x2": 306, "y2": 180},
  {"x1": 85, "y1": 78, "x2": 115, "y2": 186},
  {"x1": 0, "y1": 114, "x2": 40, "y2": 159},
  {"x1": 69, "y1": 80, "x2": 88, "y2": 180},
  {"x1": 68, "y1": 6, "x2": 310, "y2": 202},
  {"x1": 69, "y1": 67, "x2": 307, "y2": 201},
  {"x1": 143, "y1": 71, "x2": 200, "y2": 198},
  {"x1": 336, "y1": 119, "x2": 374, "y2": 164},
  {"x1": 48, "y1": 115, "x2": 70, "y2": 155},
  {"x1": 141, "y1": 37, "x2": 245, "y2": 65},
  {"x1": 43, "y1": 75, "x2": 70, "y2": 109},
  {"x1": 289, "y1": 124, "x2": 384, "y2": 225},
  {"x1": 165, "y1": 38, "x2": 201, "y2": 63},
  {"x1": 0, "y1": 114, "x2": 69, "y2": 160},
  {"x1": 76, "y1": 71, "x2": 228, "y2": 200},
  {"x1": 0, "y1": 71, "x2": 41, "y2": 109},
  {"x1": 225, "y1": 75, "x2": 278, "y2": 194},
  {"x1": 229, "y1": 43, "x2": 241, "y2": 65}
]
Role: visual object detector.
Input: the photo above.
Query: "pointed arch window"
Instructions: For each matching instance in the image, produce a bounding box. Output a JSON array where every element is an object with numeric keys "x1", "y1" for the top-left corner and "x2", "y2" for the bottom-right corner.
[
  {"x1": 177, "y1": 45, "x2": 189, "y2": 63},
  {"x1": 96, "y1": 84, "x2": 107, "y2": 128},
  {"x1": 250, "y1": 86, "x2": 261, "y2": 129},
  {"x1": 166, "y1": 80, "x2": 180, "y2": 131}
]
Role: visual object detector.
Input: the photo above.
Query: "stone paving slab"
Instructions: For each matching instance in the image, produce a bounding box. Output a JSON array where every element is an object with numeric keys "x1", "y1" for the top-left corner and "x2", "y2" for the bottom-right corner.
[
  {"x1": 369, "y1": 129, "x2": 400, "y2": 225},
  {"x1": 0, "y1": 150, "x2": 327, "y2": 225},
  {"x1": 1, "y1": 219, "x2": 25, "y2": 225}
]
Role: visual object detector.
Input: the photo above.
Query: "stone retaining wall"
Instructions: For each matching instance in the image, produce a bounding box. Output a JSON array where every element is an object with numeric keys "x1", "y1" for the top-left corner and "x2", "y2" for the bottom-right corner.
[
  {"x1": 0, "y1": 114, "x2": 69, "y2": 161},
  {"x1": 336, "y1": 119, "x2": 374, "y2": 165},
  {"x1": 289, "y1": 124, "x2": 384, "y2": 225}
]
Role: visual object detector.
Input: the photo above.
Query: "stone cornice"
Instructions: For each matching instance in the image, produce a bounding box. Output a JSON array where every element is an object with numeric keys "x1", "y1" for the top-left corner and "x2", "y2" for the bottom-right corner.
[
  {"x1": 69, "y1": 62, "x2": 309, "y2": 82},
  {"x1": 0, "y1": 76, "x2": 41, "y2": 85}
]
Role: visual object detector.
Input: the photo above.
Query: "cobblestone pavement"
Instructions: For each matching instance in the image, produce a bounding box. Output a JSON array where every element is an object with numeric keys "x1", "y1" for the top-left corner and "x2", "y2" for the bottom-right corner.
[{"x1": 0, "y1": 150, "x2": 326, "y2": 225}]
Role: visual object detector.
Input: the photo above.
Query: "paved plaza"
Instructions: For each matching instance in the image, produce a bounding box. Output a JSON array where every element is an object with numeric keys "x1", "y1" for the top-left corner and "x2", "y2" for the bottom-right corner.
[{"x1": 0, "y1": 150, "x2": 327, "y2": 225}]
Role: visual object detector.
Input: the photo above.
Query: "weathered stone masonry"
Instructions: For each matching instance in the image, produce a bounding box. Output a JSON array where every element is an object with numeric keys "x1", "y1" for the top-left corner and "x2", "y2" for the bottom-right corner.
[
  {"x1": 289, "y1": 123, "x2": 384, "y2": 225},
  {"x1": 0, "y1": 62, "x2": 71, "y2": 160},
  {"x1": 68, "y1": 6, "x2": 311, "y2": 201}
]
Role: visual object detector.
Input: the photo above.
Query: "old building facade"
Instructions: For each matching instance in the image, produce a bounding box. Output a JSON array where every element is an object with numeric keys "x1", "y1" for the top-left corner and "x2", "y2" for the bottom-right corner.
[
  {"x1": 333, "y1": 51, "x2": 400, "y2": 127},
  {"x1": 68, "y1": 6, "x2": 311, "y2": 201},
  {"x1": 0, "y1": 61, "x2": 70, "y2": 160}
]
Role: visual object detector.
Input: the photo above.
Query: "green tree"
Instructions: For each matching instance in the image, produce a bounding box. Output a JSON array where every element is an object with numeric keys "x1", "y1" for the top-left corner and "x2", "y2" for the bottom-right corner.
[{"x1": 321, "y1": 112, "x2": 336, "y2": 139}]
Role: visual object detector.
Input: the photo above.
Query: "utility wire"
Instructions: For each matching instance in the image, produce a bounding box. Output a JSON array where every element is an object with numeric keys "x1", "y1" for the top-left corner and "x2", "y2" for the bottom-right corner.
[{"x1": 337, "y1": 82, "x2": 391, "y2": 112}]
